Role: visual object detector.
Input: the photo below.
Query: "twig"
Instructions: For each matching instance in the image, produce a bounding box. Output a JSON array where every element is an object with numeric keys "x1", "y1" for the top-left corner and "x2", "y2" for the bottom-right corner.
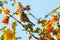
[
  {"x1": 27, "y1": 10, "x2": 38, "y2": 20},
  {"x1": 8, "y1": 14, "x2": 38, "y2": 39}
]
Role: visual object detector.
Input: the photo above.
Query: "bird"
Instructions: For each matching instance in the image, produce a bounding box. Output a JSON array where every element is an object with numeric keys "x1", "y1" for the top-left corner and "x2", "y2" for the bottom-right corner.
[
  {"x1": 17, "y1": 11, "x2": 35, "y2": 26},
  {"x1": 14, "y1": 2, "x2": 35, "y2": 26}
]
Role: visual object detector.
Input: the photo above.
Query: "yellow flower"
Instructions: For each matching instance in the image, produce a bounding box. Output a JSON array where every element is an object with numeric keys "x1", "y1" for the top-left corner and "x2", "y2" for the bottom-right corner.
[
  {"x1": 12, "y1": 37, "x2": 16, "y2": 40},
  {"x1": 3, "y1": 29, "x2": 16, "y2": 40}
]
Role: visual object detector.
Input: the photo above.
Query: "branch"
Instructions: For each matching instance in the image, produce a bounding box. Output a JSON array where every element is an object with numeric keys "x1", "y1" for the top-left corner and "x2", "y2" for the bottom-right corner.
[
  {"x1": 9, "y1": 14, "x2": 38, "y2": 39},
  {"x1": 27, "y1": 10, "x2": 38, "y2": 20}
]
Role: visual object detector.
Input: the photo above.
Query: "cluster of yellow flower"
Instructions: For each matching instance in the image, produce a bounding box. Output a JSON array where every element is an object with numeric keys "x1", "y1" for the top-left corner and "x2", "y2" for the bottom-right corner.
[{"x1": 3, "y1": 29, "x2": 16, "y2": 40}]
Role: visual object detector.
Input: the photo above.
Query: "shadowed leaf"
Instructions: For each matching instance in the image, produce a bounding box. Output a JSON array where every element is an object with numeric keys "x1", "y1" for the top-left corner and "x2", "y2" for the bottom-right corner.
[
  {"x1": 1, "y1": 35, "x2": 4, "y2": 40},
  {"x1": 25, "y1": 5, "x2": 31, "y2": 10},
  {"x1": 41, "y1": 20, "x2": 46, "y2": 26},
  {"x1": 11, "y1": 3, "x2": 15, "y2": 7},
  {"x1": 12, "y1": 21, "x2": 17, "y2": 31},
  {"x1": 29, "y1": 35, "x2": 32, "y2": 40},
  {"x1": 4, "y1": 0, "x2": 8, "y2": 4},
  {"x1": 0, "y1": 1, "x2": 3, "y2": 6},
  {"x1": 0, "y1": 9, "x2": 2, "y2": 14},
  {"x1": 33, "y1": 27, "x2": 40, "y2": 33},
  {"x1": 25, "y1": 23, "x2": 33, "y2": 32},
  {"x1": 53, "y1": 29, "x2": 58, "y2": 35}
]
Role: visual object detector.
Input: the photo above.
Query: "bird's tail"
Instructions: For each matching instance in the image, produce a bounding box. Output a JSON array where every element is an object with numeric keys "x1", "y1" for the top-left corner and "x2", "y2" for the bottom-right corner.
[{"x1": 29, "y1": 21, "x2": 35, "y2": 26}]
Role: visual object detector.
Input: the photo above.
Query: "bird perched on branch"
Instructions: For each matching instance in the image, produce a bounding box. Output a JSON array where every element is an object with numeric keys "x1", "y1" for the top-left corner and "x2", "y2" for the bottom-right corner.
[
  {"x1": 14, "y1": 2, "x2": 35, "y2": 26},
  {"x1": 17, "y1": 11, "x2": 35, "y2": 26}
]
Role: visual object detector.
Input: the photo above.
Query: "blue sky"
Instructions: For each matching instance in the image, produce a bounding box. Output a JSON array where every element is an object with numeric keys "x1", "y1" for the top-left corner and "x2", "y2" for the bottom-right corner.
[{"x1": 0, "y1": 0, "x2": 60, "y2": 40}]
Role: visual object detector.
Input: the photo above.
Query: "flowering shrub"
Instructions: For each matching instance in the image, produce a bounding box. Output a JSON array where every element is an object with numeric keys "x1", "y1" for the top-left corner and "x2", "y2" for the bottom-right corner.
[{"x1": 0, "y1": 0, "x2": 60, "y2": 40}]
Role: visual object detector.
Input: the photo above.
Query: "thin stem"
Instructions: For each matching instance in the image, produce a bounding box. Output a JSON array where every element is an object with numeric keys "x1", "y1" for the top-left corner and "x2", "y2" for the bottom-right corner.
[
  {"x1": 27, "y1": 10, "x2": 38, "y2": 20},
  {"x1": 8, "y1": 14, "x2": 38, "y2": 39}
]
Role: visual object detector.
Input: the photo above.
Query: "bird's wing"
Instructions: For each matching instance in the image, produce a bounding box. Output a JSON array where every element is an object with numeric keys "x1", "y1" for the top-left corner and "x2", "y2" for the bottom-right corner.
[{"x1": 22, "y1": 11, "x2": 29, "y2": 20}]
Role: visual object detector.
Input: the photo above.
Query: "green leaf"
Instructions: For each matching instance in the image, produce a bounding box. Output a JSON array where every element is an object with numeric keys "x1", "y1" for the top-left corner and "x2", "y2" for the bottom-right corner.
[
  {"x1": 25, "y1": 5, "x2": 31, "y2": 10},
  {"x1": 12, "y1": 21, "x2": 17, "y2": 27},
  {"x1": 41, "y1": 20, "x2": 46, "y2": 26},
  {"x1": 45, "y1": 13, "x2": 51, "y2": 18},
  {"x1": 29, "y1": 35, "x2": 32, "y2": 40},
  {"x1": 0, "y1": 35, "x2": 4, "y2": 40},
  {"x1": 42, "y1": 20, "x2": 46, "y2": 24},
  {"x1": 0, "y1": 26, "x2": 6, "y2": 31},
  {"x1": 25, "y1": 23, "x2": 33, "y2": 28},
  {"x1": 12, "y1": 21, "x2": 17, "y2": 31},
  {"x1": 29, "y1": 27, "x2": 33, "y2": 32},
  {"x1": 53, "y1": 29, "x2": 58, "y2": 35},
  {"x1": 25, "y1": 23, "x2": 33, "y2": 32},
  {"x1": 11, "y1": 3, "x2": 14, "y2": 7},
  {"x1": 0, "y1": 9, "x2": 2, "y2": 14},
  {"x1": 4, "y1": 0, "x2": 8, "y2": 4},
  {"x1": 45, "y1": 6, "x2": 60, "y2": 18},
  {"x1": 33, "y1": 27, "x2": 40, "y2": 33},
  {"x1": 0, "y1": 1, "x2": 3, "y2": 6}
]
